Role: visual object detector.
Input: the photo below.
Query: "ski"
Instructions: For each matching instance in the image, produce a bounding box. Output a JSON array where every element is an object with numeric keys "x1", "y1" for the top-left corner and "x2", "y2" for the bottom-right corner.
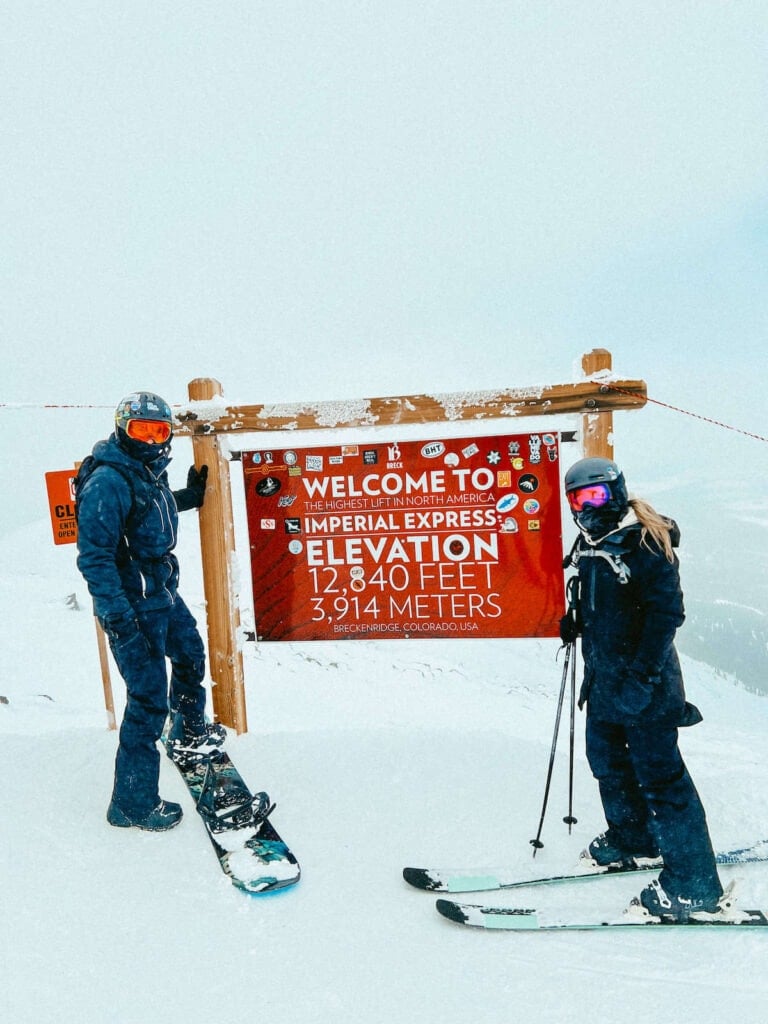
[
  {"x1": 403, "y1": 839, "x2": 768, "y2": 893},
  {"x1": 164, "y1": 724, "x2": 300, "y2": 895},
  {"x1": 435, "y1": 897, "x2": 768, "y2": 931}
]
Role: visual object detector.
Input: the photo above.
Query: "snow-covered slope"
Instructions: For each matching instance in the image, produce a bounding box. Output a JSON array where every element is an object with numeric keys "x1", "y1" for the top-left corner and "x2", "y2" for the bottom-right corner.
[{"x1": 2, "y1": 501, "x2": 768, "y2": 1024}]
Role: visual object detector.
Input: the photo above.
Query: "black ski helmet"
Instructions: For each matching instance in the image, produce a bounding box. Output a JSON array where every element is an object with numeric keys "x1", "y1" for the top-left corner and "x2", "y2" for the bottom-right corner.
[
  {"x1": 114, "y1": 391, "x2": 174, "y2": 461},
  {"x1": 564, "y1": 456, "x2": 629, "y2": 537},
  {"x1": 564, "y1": 457, "x2": 628, "y2": 508}
]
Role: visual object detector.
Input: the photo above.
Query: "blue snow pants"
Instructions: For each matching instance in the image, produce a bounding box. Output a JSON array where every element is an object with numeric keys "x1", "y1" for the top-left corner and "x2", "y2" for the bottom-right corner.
[
  {"x1": 585, "y1": 716, "x2": 722, "y2": 902},
  {"x1": 107, "y1": 596, "x2": 207, "y2": 816}
]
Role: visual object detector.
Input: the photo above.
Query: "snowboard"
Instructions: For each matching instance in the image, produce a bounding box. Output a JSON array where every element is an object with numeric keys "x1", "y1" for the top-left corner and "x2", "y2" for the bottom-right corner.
[{"x1": 165, "y1": 735, "x2": 300, "y2": 895}]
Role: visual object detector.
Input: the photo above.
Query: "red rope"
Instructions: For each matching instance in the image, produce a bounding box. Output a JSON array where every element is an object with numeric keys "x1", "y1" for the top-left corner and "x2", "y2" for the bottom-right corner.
[
  {"x1": 0, "y1": 403, "x2": 114, "y2": 409},
  {"x1": 601, "y1": 383, "x2": 768, "y2": 445}
]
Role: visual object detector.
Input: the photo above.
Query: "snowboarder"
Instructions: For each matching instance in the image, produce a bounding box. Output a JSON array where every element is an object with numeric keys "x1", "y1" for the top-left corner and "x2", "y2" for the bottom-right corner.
[
  {"x1": 76, "y1": 391, "x2": 224, "y2": 831},
  {"x1": 561, "y1": 456, "x2": 724, "y2": 921}
]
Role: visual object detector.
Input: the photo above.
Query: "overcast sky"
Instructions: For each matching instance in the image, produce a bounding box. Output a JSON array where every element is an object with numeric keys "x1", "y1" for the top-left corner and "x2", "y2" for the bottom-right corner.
[{"x1": 2, "y1": 1, "x2": 766, "y2": 409}]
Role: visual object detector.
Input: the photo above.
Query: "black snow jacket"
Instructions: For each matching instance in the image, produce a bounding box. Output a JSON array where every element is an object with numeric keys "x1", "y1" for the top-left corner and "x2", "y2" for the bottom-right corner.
[
  {"x1": 75, "y1": 435, "x2": 192, "y2": 631},
  {"x1": 566, "y1": 513, "x2": 701, "y2": 727}
]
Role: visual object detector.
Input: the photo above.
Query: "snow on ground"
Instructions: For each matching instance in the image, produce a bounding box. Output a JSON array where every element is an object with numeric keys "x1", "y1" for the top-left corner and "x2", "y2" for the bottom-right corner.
[{"x1": 3, "y1": 509, "x2": 768, "y2": 1024}]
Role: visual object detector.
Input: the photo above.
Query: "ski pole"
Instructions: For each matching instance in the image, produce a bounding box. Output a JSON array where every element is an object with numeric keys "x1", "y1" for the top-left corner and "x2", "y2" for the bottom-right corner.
[
  {"x1": 563, "y1": 640, "x2": 578, "y2": 833},
  {"x1": 530, "y1": 641, "x2": 572, "y2": 857}
]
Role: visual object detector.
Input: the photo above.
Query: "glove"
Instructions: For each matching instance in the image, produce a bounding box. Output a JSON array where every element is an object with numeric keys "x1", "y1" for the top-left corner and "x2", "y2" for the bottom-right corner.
[
  {"x1": 102, "y1": 610, "x2": 141, "y2": 643},
  {"x1": 101, "y1": 611, "x2": 153, "y2": 676},
  {"x1": 560, "y1": 575, "x2": 581, "y2": 643},
  {"x1": 559, "y1": 612, "x2": 580, "y2": 644},
  {"x1": 173, "y1": 465, "x2": 209, "y2": 511},
  {"x1": 615, "y1": 669, "x2": 658, "y2": 717},
  {"x1": 186, "y1": 464, "x2": 208, "y2": 507}
]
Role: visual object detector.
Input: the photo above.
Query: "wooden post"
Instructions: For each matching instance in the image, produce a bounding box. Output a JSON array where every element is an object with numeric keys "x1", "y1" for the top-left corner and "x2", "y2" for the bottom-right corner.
[
  {"x1": 94, "y1": 618, "x2": 116, "y2": 730},
  {"x1": 76, "y1": 457, "x2": 117, "y2": 732},
  {"x1": 186, "y1": 378, "x2": 248, "y2": 734},
  {"x1": 581, "y1": 349, "x2": 614, "y2": 459}
]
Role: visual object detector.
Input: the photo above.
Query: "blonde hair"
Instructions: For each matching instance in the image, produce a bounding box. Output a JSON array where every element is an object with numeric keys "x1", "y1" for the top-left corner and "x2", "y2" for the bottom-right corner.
[{"x1": 628, "y1": 497, "x2": 675, "y2": 562}]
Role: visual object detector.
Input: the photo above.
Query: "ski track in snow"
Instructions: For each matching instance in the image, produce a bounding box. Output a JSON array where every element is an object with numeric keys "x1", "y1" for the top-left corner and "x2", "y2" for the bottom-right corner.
[{"x1": 3, "y1": 516, "x2": 768, "y2": 1024}]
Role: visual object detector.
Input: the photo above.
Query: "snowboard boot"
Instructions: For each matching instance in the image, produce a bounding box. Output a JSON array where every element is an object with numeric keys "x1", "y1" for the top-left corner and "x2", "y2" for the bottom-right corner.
[
  {"x1": 636, "y1": 878, "x2": 725, "y2": 922},
  {"x1": 107, "y1": 799, "x2": 183, "y2": 832},
  {"x1": 582, "y1": 830, "x2": 661, "y2": 869}
]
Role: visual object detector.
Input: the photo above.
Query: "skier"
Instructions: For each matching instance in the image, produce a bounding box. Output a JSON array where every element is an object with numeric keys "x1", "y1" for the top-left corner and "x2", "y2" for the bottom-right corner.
[
  {"x1": 561, "y1": 456, "x2": 724, "y2": 921},
  {"x1": 76, "y1": 391, "x2": 224, "y2": 831}
]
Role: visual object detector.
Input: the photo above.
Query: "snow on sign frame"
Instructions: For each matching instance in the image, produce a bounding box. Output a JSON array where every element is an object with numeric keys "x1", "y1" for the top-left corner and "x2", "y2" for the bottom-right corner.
[{"x1": 243, "y1": 432, "x2": 565, "y2": 642}]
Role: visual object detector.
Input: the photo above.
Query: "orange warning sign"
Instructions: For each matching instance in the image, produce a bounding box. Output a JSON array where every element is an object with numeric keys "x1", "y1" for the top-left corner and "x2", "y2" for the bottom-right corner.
[{"x1": 45, "y1": 469, "x2": 78, "y2": 545}]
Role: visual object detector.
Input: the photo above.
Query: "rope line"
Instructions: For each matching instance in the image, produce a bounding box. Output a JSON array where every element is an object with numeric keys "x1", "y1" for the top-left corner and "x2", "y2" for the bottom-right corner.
[
  {"x1": 602, "y1": 383, "x2": 768, "y2": 445},
  {"x1": 0, "y1": 403, "x2": 114, "y2": 409}
]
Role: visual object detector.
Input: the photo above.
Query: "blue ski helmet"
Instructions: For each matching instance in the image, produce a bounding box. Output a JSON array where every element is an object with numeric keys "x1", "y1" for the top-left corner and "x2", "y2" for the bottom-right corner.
[{"x1": 114, "y1": 391, "x2": 174, "y2": 461}]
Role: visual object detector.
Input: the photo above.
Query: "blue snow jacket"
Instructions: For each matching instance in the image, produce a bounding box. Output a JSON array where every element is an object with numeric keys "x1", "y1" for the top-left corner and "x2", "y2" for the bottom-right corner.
[
  {"x1": 567, "y1": 515, "x2": 701, "y2": 727},
  {"x1": 76, "y1": 434, "x2": 189, "y2": 631}
]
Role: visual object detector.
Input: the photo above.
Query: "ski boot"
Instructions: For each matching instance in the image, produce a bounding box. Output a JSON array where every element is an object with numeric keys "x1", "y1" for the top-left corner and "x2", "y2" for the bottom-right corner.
[
  {"x1": 628, "y1": 878, "x2": 737, "y2": 923},
  {"x1": 581, "y1": 830, "x2": 662, "y2": 870}
]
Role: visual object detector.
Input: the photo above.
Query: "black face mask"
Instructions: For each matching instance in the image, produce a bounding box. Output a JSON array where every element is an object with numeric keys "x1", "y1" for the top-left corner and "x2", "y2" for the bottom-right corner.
[
  {"x1": 116, "y1": 429, "x2": 171, "y2": 465},
  {"x1": 574, "y1": 504, "x2": 624, "y2": 539}
]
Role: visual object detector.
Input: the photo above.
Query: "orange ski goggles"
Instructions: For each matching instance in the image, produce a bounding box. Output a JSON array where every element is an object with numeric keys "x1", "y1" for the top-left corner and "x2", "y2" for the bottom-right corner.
[{"x1": 125, "y1": 418, "x2": 173, "y2": 444}]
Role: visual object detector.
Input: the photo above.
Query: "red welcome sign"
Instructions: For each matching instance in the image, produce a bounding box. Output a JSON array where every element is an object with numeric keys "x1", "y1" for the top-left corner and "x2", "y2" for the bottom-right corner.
[{"x1": 243, "y1": 432, "x2": 564, "y2": 641}]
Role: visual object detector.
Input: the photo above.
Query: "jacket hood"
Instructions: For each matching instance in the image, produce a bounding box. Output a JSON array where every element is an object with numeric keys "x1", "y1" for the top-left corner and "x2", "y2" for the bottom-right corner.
[
  {"x1": 92, "y1": 435, "x2": 172, "y2": 477},
  {"x1": 578, "y1": 507, "x2": 680, "y2": 550},
  {"x1": 577, "y1": 508, "x2": 639, "y2": 546}
]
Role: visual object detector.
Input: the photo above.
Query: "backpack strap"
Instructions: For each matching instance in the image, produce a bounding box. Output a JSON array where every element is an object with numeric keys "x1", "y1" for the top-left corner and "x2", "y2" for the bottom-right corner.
[
  {"x1": 571, "y1": 544, "x2": 631, "y2": 584},
  {"x1": 74, "y1": 456, "x2": 152, "y2": 528}
]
